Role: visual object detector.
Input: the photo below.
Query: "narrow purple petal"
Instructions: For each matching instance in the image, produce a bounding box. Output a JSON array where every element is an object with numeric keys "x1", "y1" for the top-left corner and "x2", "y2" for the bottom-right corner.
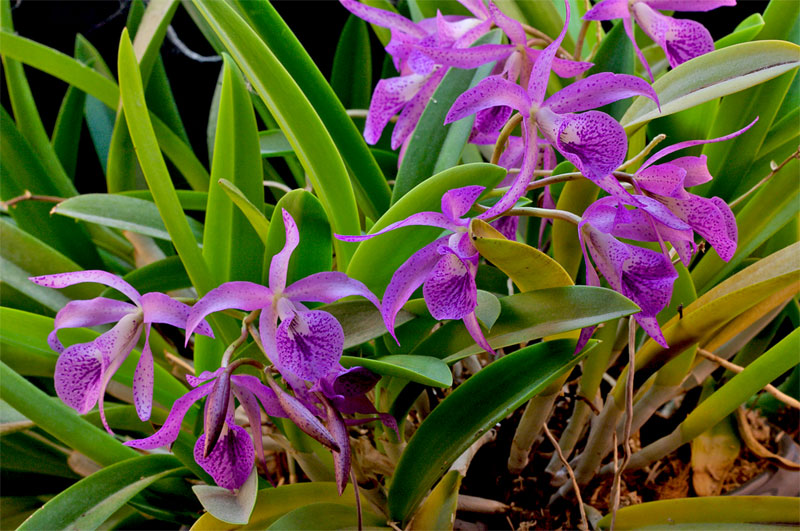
[
  {"x1": 258, "y1": 303, "x2": 279, "y2": 367},
  {"x1": 633, "y1": 3, "x2": 714, "y2": 67},
  {"x1": 185, "y1": 282, "x2": 273, "y2": 344},
  {"x1": 231, "y1": 375, "x2": 287, "y2": 418},
  {"x1": 527, "y1": 0, "x2": 571, "y2": 104},
  {"x1": 624, "y1": 14, "x2": 653, "y2": 81},
  {"x1": 583, "y1": 0, "x2": 630, "y2": 21},
  {"x1": 339, "y1": 0, "x2": 426, "y2": 38},
  {"x1": 187, "y1": 368, "x2": 224, "y2": 388},
  {"x1": 335, "y1": 211, "x2": 459, "y2": 242},
  {"x1": 285, "y1": 272, "x2": 380, "y2": 309},
  {"x1": 29, "y1": 270, "x2": 141, "y2": 303},
  {"x1": 548, "y1": 54, "x2": 595, "y2": 78},
  {"x1": 491, "y1": 215, "x2": 519, "y2": 241},
  {"x1": 139, "y1": 292, "x2": 213, "y2": 337},
  {"x1": 423, "y1": 250, "x2": 478, "y2": 320},
  {"x1": 276, "y1": 310, "x2": 344, "y2": 382},
  {"x1": 332, "y1": 367, "x2": 381, "y2": 398},
  {"x1": 390, "y1": 69, "x2": 445, "y2": 150},
  {"x1": 365, "y1": 74, "x2": 429, "y2": 145},
  {"x1": 496, "y1": 135, "x2": 525, "y2": 170},
  {"x1": 48, "y1": 298, "x2": 137, "y2": 353},
  {"x1": 194, "y1": 422, "x2": 255, "y2": 490},
  {"x1": 471, "y1": 106, "x2": 513, "y2": 139},
  {"x1": 125, "y1": 383, "x2": 213, "y2": 449},
  {"x1": 544, "y1": 72, "x2": 659, "y2": 114},
  {"x1": 382, "y1": 236, "x2": 448, "y2": 341},
  {"x1": 458, "y1": 0, "x2": 489, "y2": 19},
  {"x1": 462, "y1": 311, "x2": 496, "y2": 355},
  {"x1": 659, "y1": 194, "x2": 737, "y2": 261},
  {"x1": 488, "y1": 2, "x2": 527, "y2": 45},
  {"x1": 441, "y1": 185, "x2": 485, "y2": 221},
  {"x1": 668, "y1": 156, "x2": 713, "y2": 188},
  {"x1": 270, "y1": 209, "x2": 301, "y2": 292},
  {"x1": 203, "y1": 373, "x2": 233, "y2": 458},
  {"x1": 414, "y1": 43, "x2": 513, "y2": 69},
  {"x1": 231, "y1": 386, "x2": 266, "y2": 473},
  {"x1": 133, "y1": 325, "x2": 154, "y2": 421},
  {"x1": 644, "y1": 0, "x2": 737, "y2": 12},
  {"x1": 445, "y1": 75, "x2": 530, "y2": 124},
  {"x1": 325, "y1": 402, "x2": 351, "y2": 495},
  {"x1": 265, "y1": 377, "x2": 339, "y2": 451}
]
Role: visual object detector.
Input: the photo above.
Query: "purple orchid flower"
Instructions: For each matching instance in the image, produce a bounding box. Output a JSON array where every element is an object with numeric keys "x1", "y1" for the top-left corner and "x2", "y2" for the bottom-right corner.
[
  {"x1": 337, "y1": 186, "x2": 495, "y2": 354},
  {"x1": 184, "y1": 209, "x2": 380, "y2": 387},
  {"x1": 446, "y1": 1, "x2": 659, "y2": 220},
  {"x1": 28, "y1": 271, "x2": 213, "y2": 431},
  {"x1": 339, "y1": 0, "x2": 491, "y2": 149},
  {"x1": 584, "y1": 0, "x2": 736, "y2": 80}
]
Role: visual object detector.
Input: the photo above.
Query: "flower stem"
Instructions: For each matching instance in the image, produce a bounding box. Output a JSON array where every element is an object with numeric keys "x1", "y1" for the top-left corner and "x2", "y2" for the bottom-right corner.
[
  {"x1": 729, "y1": 146, "x2": 800, "y2": 209},
  {"x1": 221, "y1": 309, "x2": 260, "y2": 366},
  {"x1": 617, "y1": 134, "x2": 666, "y2": 171},
  {"x1": 491, "y1": 113, "x2": 523, "y2": 165}
]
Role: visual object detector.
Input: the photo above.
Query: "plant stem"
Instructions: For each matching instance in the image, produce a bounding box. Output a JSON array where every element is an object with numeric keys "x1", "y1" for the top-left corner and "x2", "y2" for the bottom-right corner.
[
  {"x1": 0, "y1": 190, "x2": 64, "y2": 212},
  {"x1": 728, "y1": 146, "x2": 800, "y2": 209},
  {"x1": 491, "y1": 113, "x2": 523, "y2": 165},
  {"x1": 543, "y1": 424, "x2": 588, "y2": 531},
  {"x1": 617, "y1": 134, "x2": 666, "y2": 171},
  {"x1": 221, "y1": 310, "x2": 260, "y2": 366}
]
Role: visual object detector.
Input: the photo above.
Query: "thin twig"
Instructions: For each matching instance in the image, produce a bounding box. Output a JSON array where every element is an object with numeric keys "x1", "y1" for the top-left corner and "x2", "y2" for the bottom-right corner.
[
  {"x1": 519, "y1": 22, "x2": 574, "y2": 59},
  {"x1": 697, "y1": 348, "x2": 800, "y2": 410},
  {"x1": 543, "y1": 424, "x2": 588, "y2": 531},
  {"x1": 221, "y1": 310, "x2": 260, "y2": 366},
  {"x1": 610, "y1": 430, "x2": 620, "y2": 531},
  {"x1": 729, "y1": 146, "x2": 800, "y2": 209},
  {"x1": 350, "y1": 469, "x2": 363, "y2": 531},
  {"x1": 166, "y1": 26, "x2": 221, "y2": 62},
  {"x1": 0, "y1": 190, "x2": 64, "y2": 212},
  {"x1": 491, "y1": 113, "x2": 523, "y2": 165},
  {"x1": 617, "y1": 134, "x2": 667, "y2": 171},
  {"x1": 474, "y1": 203, "x2": 582, "y2": 225}
]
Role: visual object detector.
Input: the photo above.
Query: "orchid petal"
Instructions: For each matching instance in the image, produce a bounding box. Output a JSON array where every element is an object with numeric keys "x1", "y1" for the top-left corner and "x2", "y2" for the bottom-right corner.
[
  {"x1": 48, "y1": 298, "x2": 137, "y2": 353},
  {"x1": 624, "y1": 14, "x2": 653, "y2": 81},
  {"x1": 423, "y1": 250, "x2": 478, "y2": 320},
  {"x1": 544, "y1": 72, "x2": 659, "y2": 114},
  {"x1": 29, "y1": 270, "x2": 141, "y2": 303},
  {"x1": 636, "y1": 163, "x2": 687, "y2": 196},
  {"x1": 325, "y1": 402, "x2": 351, "y2": 495},
  {"x1": 125, "y1": 383, "x2": 214, "y2": 449},
  {"x1": 365, "y1": 74, "x2": 429, "y2": 145},
  {"x1": 462, "y1": 311, "x2": 496, "y2": 355},
  {"x1": 276, "y1": 310, "x2": 344, "y2": 382},
  {"x1": 258, "y1": 303, "x2": 279, "y2": 367},
  {"x1": 382, "y1": 236, "x2": 449, "y2": 341},
  {"x1": 231, "y1": 374, "x2": 287, "y2": 418},
  {"x1": 391, "y1": 69, "x2": 446, "y2": 150},
  {"x1": 668, "y1": 156, "x2": 713, "y2": 187},
  {"x1": 414, "y1": 43, "x2": 513, "y2": 69},
  {"x1": 266, "y1": 378, "x2": 339, "y2": 451},
  {"x1": 336, "y1": 211, "x2": 459, "y2": 242},
  {"x1": 441, "y1": 185, "x2": 485, "y2": 221},
  {"x1": 527, "y1": 0, "x2": 571, "y2": 103},
  {"x1": 445, "y1": 75, "x2": 531, "y2": 124},
  {"x1": 339, "y1": 0, "x2": 426, "y2": 38},
  {"x1": 583, "y1": 0, "x2": 630, "y2": 21},
  {"x1": 496, "y1": 135, "x2": 525, "y2": 170},
  {"x1": 458, "y1": 0, "x2": 489, "y2": 19},
  {"x1": 659, "y1": 194, "x2": 738, "y2": 261},
  {"x1": 139, "y1": 292, "x2": 213, "y2": 338},
  {"x1": 133, "y1": 325, "x2": 154, "y2": 421},
  {"x1": 633, "y1": 3, "x2": 714, "y2": 68},
  {"x1": 194, "y1": 422, "x2": 255, "y2": 490},
  {"x1": 332, "y1": 367, "x2": 381, "y2": 398},
  {"x1": 187, "y1": 368, "x2": 224, "y2": 388},
  {"x1": 269, "y1": 209, "x2": 300, "y2": 291},
  {"x1": 231, "y1": 385, "x2": 267, "y2": 474},
  {"x1": 644, "y1": 0, "x2": 737, "y2": 12},
  {"x1": 185, "y1": 282, "x2": 273, "y2": 344},
  {"x1": 285, "y1": 272, "x2": 380, "y2": 308},
  {"x1": 523, "y1": 48, "x2": 594, "y2": 78},
  {"x1": 472, "y1": 106, "x2": 513, "y2": 139},
  {"x1": 54, "y1": 341, "x2": 109, "y2": 415},
  {"x1": 491, "y1": 215, "x2": 519, "y2": 241},
  {"x1": 488, "y1": 2, "x2": 527, "y2": 45}
]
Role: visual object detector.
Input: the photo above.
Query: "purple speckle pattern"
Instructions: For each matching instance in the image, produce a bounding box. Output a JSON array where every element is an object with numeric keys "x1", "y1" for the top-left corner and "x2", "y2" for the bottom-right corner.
[
  {"x1": 441, "y1": 185, "x2": 485, "y2": 222},
  {"x1": 446, "y1": 75, "x2": 530, "y2": 125},
  {"x1": 140, "y1": 292, "x2": 213, "y2": 337},
  {"x1": 423, "y1": 252, "x2": 478, "y2": 320},
  {"x1": 48, "y1": 298, "x2": 137, "y2": 353},
  {"x1": 194, "y1": 422, "x2": 254, "y2": 491},
  {"x1": 29, "y1": 270, "x2": 142, "y2": 302},
  {"x1": 275, "y1": 310, "x2": 344, "y2": 382},
  {"x1": 633, "y1": 3, "x2": 714, "y2": 68},
  {"x1": 583, "y1": 0, "x2": 630, "y2": 21},
  {"x1": 286, "y1": 272, "x2": 380, "y2": 308},
  {"x1": 332, "y1": 366, "x2": 381, "y2": 398},
  {"x1": 324, "y1": 402, "x2": 351, "y2": 495},
  {"x1": 527, "y1": 0, "x2": 571, "y2": 104},
  {"x1": 544, "y1": 72, "x2": 659, "y2": 114},
  {"x1": 269, "y1": 209, "x2": 301, "y2": 292},
  {"x1": 133, "y1": 325, "x2": 155, "y2": 421},
  {"x1": 232, "y1": 375, "x2": 287, "y2": 418},
  {"x1": 184, "y1": 281, "x2": 272, "y2": 344},
  {"x1": 54, "y1": 341, "x2": 108, "y2": 414},
  {"x1": 336, "y1": 211, "x2": 458, "y2": 243}
]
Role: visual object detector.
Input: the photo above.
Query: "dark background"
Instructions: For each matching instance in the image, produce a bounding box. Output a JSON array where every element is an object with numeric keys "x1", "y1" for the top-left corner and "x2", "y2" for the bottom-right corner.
[{"x1": 2, "y1": 0, "x2": 769, "y2": 194}]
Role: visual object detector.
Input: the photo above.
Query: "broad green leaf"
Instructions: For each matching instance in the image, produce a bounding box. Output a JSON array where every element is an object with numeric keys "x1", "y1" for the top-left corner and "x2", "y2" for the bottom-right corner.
[
  {"x1": 194, "y1": 0, "x2": 360, "y2": 268},
  {"x1": 549, "y1": 162, "x2": 595, "y2": 280},
  {"x1": 408, "y1": 470, "x2": 461, "y2": 531},
  {"x1": 19, "y1": 455, "x2": 184, "y2": 531},
  {"x1": 475, "y1": 289, "x2": 502, "y2": 330},
  {"x1": 218, "y1": 179, "x2": 271, "y2": 245},
  {"x1": 0, "y1": 107, "x2": 102, "y2": 268},
  {"x1": 0, "y1": 258, "x2": 70, "y2": 315},
  {"x1": 346, "y1": 163, "x2": 507, "y2": 296},
  {"x1": 0, "y1": 360, "x2": 138, "y2": 466},
  {"x1": 1, "y1": 431, "x2": 76, "y2": 478},
  {"x1": 757, "y1": 107, "x2": 799, "y2": 160},
  {"x1": 584, "y1": 20, "x2": 634, "y2": 120},
  {"x1": 258, "y1": 130, "x2": 293, "y2": 158},
  {"x1": 620, "y1": 41, "x2": 800, "y2": 132},
  {"x1": 597, "y1": 496, "x2": 800, "y2": 529},
  {"x1": 388, "y1": 339, "x2": 594, "y2": 521},
  {"x1": 340, "y1": 354, "x2": 452, "y2": 387},
  {"x1": 410, "y1": 286, "x2": 638, "y2": 364},
  {"x1": 52, "y1": 194, "x2": 204, "y2": 243},
  {"x1": 470, "y1": 219, "x2": 573, "y2": 291},
  {"x1": 118, "y1": 30, "x2": 217, "y2": 298},
  {"x1": 331, "y1": 15, "x2": 372, "y2": 110},
  {"x1": 393, "y1": 30, "x2": 503, "y2": 202},
  {"x1": 691, "y1": 382, "x2": 740, "y2": 496},
  {"x1": 101, "y1": 255, "x2": 191, "y2": 298},
  {"x1": 268, "y1": 503, "x2": 387, "y2": 530},
  {"x1": 51, "y1": 84, "x2": 86, "y2": 180},
  {"x1": 193, "y1": 467, "x2": 258, "y2": 525},
  {"x1": 233, "y1": 0, "x2": 391, "y2": 221},
  {"x1": 692, "y1": 157, "x2": 799, "y2": 292},
  {"x1": 264, "y1": 190, "x2": 332, "y2": 286},
  {"x1": 715, "y1": 13, "x2": 765, "y2": 49},
  {"x1": 322, "y1": 300, "x2": 416, "y2": 349},
  {"x1": 191, "y1": 483, "x2": 368, "y2": 530},
  {"x1": 118, "y1": 189, "x2": 208, "y2": 211},
  {"x1": 76, "y1": 34, "x2": 117, "y2": 173}
]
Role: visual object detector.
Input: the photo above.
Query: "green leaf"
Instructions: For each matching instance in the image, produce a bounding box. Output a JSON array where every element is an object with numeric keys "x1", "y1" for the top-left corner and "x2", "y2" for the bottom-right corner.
[
  {"x1": 620, "y1": 41, "x2": 800, "y2": 133},
  {"x1": 470, "y1": 219, "x2": 573, "y2": 291},
  {"x1": 218, "y1": 179, "x2": 271, "y2": 245},
  {"x1": 117, "y1": 29, "x2": 217, "y2": 297},
  {"x1": 411, "y1": 286, "x2": 639, "y2": 364},
  {"x1": 585, "y1": 20, "x2": 634, "y2": 120},
  {"x1": 548, "y1": 162, "x2": 596, "y2": 280},
  {"x1": 103, "y1": 255, "x2": 191, "y2": 298},
  {"x1": 497, "y1": 0, "x2": 573, "y2": 48},
  {"x1": 193, "y1": 0, "x2": 361, "y2": 269},
  {"x1": 118, "y1": 189, "x2": 208, "y2": 211},
  {"x1": 51, "y1": 84, "x2": 86, "y2": 180},
  {"x1": 258, "y1": 130, "x2": 294, "y2": 158},
  {"x1": 52, "y1": 194, "x2": 204, "y2": 243},
  {"x1": 192, "y1": 483, "x2": 368, "y2": 530},
  {"x1": 0, "y1": 360, "x2": 138, "y2": 466},
  {"x1": 388, "y1": 339, "x2": 594, "y2": 521},
  {"x1": 0, "y1": 257, "x2": 70, "y2": 315},
  {"x1": 346, "y1": 163, "x2": 507, "y2": 296},
  {"x1": 265, "y1": 190, "x2": 332, "y2": 286},
  {"x1": 323, "y1": 300, "x2": 416, "y2": 349},
  {"x1": 233, "y1": 0, "x2": 391, "y2": 222},
  {"x1": 475, "y1": 289, "x2": 502, "y2": 331},
  {"x1": 408, "y1": 470, "x2": 461, "y2": 531},
  {"x1": 392, "y1": 30, "x2": 503, "y2": 202},
  {"x1": 18, "y1": 455, "x2": 184, "y2": 531},
  {"x1": 340, "y1": 354, "x2": 452, "y2": 387},
  {"x1": 331, "y1": 15, "x2": 372, "y2": 110},
  {"x1": 597, "y1": 496, "x2": 800, "y2": 529},
  {"x1": 268, "y1": 503, "x2": 387, "y2": 530},
  {"x1": 715, "y1": 13, "x2": 765, "y2": 49}
]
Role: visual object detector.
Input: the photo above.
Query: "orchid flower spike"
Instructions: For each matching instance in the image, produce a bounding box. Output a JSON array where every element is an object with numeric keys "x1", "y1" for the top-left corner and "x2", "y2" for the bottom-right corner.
[
  {"x1": 584, "y1": 0, "x2": 736, "y2": 80},
  {"x1": 337, "y1": 186, "x2": 495, "y2": 355},
  {"x1": 447, "y1": 0, "x2": 659, "y2": 219},
  {"x1": 28, "y1": 271, "x2": 213, "y2": 431},
  {"x1": 185, "y1": 209, "x2": 380, "y2": 386}
]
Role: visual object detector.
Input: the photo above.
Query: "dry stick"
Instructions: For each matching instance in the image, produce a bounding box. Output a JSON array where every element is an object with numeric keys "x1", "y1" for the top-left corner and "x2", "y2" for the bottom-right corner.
[
  {"x1": 696, "y1": 347, "x2": 800, "y2": 410},
  {"x1": 609, "y1": 431, "x2": 620, "y2": 530},
  {"x1": 729, "y1": 146, "x2": 800, "y2": 209},
  {"x1": 543, "y1": 424, "x2": 588, "y2": 531},
  {"x1": 0, "y1": 190, "x2": 64, "y2": 212},
  {"x1": 610, "y1": 317, "x2": 636, "y2": 530},
  {"x1": 491, "y1": 113, "x2": 524, "y2": 165}
]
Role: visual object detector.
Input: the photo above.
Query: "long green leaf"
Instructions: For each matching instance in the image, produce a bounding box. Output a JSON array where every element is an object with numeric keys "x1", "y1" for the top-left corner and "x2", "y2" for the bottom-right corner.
[
  {"x1": 620, "y1": 41, "x2": 800, "y2": 132},
  {"x1": 331, "y1": 15, "x2": 372, "y2": 110},
  {"x1": 268, "y1": 503, "x2": 386, "y2": 530},
  {"x1": 18, "y1": 455, "x2": 184, "y2": 531},
  {"x1": 218, "y1": 179, "x2": 271, "y2": 245},
  {"x1": 388, "y1": 339, "x2": 593, "y2": 521},
  {"x1": 193, "y1": 0, "x2": 360, "y2": 269},
  {"x1": 340, "y1": 354, "x2": 452, "y2": 387},
  {"x1": 51, "y1": 84, "x2": 86, "y2": 180}
]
